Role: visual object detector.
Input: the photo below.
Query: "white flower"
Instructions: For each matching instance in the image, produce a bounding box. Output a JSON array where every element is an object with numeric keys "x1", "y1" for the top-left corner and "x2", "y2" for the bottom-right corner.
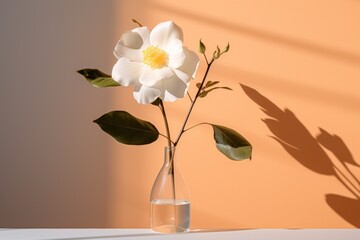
[{"x1": 112, "y1": 21, "x2": 200, "y2": 104}]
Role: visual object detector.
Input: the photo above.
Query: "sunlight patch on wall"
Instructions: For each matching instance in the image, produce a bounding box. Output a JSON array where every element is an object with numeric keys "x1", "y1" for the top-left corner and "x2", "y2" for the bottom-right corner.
[{"x1": 106, "y1": 0, "x2": 360, "y2": 228}]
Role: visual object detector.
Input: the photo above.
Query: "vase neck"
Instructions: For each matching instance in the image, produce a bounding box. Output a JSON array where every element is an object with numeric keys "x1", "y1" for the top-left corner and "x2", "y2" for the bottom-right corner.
[{"x1": 164, "y1": 146, "x2": 176, "y2": 166}]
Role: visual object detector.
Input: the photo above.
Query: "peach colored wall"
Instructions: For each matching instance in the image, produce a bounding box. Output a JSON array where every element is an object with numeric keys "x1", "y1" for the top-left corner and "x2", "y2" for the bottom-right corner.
[{"x1": 1, "y1": 0, "x2": 359, "y2": 228}]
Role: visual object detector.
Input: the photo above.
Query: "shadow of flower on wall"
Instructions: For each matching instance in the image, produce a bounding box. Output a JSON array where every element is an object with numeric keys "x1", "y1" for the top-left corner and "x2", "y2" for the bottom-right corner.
[{"x1": 240, "y1": 84, "x2": 360, "y2": 227}]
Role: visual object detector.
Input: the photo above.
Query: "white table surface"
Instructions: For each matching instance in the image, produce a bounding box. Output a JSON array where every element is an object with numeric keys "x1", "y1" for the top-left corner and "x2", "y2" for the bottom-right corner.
[{"x1": 0, "y1": 228, "x2": 359, "y2": 240}]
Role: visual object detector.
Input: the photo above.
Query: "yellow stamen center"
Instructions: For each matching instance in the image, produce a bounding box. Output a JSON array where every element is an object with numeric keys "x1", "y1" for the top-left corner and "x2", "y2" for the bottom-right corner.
[{"x1": 142, "y1": 46, "x2": 168, "y2": 69}]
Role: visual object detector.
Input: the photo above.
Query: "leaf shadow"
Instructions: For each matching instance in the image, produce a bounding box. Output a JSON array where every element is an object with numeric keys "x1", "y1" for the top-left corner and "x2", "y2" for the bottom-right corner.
[
  {"x1": 240, "y1": 84, "x2": 334, "y2": 175},
  {"x1": 326, "y1": 194, "x2": 360, "y2": 228},
  {"x1": 240, "y1": 84, "x2": 360, "y2": 227},
  {"x1": 316, "y1": 128, "x2": 360, "y2": 168}
]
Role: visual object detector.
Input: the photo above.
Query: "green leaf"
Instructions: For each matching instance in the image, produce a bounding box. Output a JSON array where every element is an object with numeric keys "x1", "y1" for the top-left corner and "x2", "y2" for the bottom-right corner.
[
  {"x1": 93, "y1": 111, "x2": 159, "y2": 145},
  {"x1": 211, "y1": 124, "x2": 252, "y2": 160},
  {"x1": 205, "y1": 81, "x2": 220, "y2": 88},
  {"x1": 77, "y1": 69, "x2": 120, "y2": 88},
  {"x1": 199, "y1": 86, "x2": 232, "y2": 98},
  {"x1": 223, "y1": 43, "x2": 230, "y2": 53},
  {"x1": 199, "y1": 39, "x2": 206, "y2": 54},
  {"x1": 213, "y1": 50, "x2": 220, "y2": 59}
]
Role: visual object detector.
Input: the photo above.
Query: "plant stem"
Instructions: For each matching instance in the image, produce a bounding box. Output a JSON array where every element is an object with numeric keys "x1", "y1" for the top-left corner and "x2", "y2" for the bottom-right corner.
[
  {"x1": 174, "y1": 59, "x2": 214, "y2": 146},
  {"x1": 159, "y1": 100, "x2": 176, "y2": 207},
  {"x1": 159, "y1": 99, "x2": 176, "y2": 194},
  {"x1": 187, "y1": 92, "x2": 194, "y2": 103},
  {"x1": 159, "y1": 99, "x2": 173, "y2": 149},
  {"x1": 184, "y1": 122, "x2": 208, "y2": 132}
]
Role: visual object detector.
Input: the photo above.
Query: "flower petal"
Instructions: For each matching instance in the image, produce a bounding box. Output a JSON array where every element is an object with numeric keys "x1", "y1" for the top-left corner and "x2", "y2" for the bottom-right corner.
[
  {"x1": 177, "y1": 47, "x2": 200, "y2": 78},
  {"x1": 112, "y1": 58, "x2": 145, "y2": 86},
  {"x1": 114, "y1": 27, "x2": 150, "y2": 61},
  {"x1": 162, "y1": 75, "x2": 190, "y2": 102},
  {"x1": 120, "y1": 31, "x2": 143, "y2": 49},
  {"x1": 133, "y1": 83, "x2": 161, "y2": 104},
  {"x1": 166, "y1": 39, "x2": 185, "y2": 69},
  {"x1": 139, "y1": 67, "x2": 174, "y2": 87},
  {"x1": 173, "y1": 69, "x2": 191, "y2": 84},
  {"x1": 150, "y1": 21, "x2": 183, "y2": 49},
  {"x1": 132, "y1": 26, "x2": 150, "y2": 48}
]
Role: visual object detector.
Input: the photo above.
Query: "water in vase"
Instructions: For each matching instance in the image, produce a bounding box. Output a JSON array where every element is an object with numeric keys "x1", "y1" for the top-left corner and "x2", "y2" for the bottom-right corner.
[{"x1": 150, "y1": 199, "x2": 190, "y2": 233}]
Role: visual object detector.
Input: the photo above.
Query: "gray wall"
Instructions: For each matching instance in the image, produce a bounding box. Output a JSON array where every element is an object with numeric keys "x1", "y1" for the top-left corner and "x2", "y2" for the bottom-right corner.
[{"x1": 0, "y1": 0, "x2": 119, "y2": 227}]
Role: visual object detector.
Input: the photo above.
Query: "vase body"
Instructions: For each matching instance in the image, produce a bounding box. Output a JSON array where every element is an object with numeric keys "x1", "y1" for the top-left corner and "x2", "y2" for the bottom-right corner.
[{"x1": 150, "y1": 146, "x2": 190, "y2": 233}]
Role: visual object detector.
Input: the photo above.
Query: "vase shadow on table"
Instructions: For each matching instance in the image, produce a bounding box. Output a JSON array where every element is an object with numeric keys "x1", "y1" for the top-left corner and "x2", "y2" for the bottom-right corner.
[
  {"x1": 240, "y1": 84, "x2": 360, "y2": 227},
  {"x1": 46, "y1": 233, "x2": 160, "y2": 240},
  {"x1": 44, "y1": 229, "x2": 245, "y2": 240}
]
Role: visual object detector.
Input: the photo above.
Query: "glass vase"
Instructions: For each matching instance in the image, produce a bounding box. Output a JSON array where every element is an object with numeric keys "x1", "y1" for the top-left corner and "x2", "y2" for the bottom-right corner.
[{"x1": 150, "y1": 146, "x2": 190, "y2": 233}]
